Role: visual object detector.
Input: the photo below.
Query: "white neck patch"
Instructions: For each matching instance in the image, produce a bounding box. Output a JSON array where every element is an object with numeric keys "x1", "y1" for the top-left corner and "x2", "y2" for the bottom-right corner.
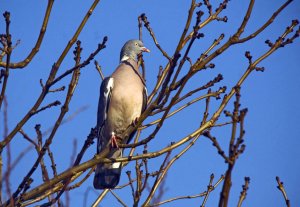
[{"x1": 120, "y1": 55, "x2": 130, "y2": 62}]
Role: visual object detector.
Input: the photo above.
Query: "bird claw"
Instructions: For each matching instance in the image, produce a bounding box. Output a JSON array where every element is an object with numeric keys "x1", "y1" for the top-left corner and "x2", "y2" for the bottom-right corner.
[{"x1": 111, "y1": 132, "x2": 119, "y2": 149}]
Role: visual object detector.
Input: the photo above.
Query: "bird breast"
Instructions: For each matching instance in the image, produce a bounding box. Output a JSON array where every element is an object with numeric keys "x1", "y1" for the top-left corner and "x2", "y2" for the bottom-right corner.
[{"x1": 107, "y1": 67, "x2": 144, "y2": 136}]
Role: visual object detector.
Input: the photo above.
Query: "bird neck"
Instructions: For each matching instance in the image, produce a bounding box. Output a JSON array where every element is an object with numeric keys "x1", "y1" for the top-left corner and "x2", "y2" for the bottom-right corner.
[
  {"x1": 120, "y1": 51, "x2": 138, "y2": 62},
  {"x1": 120, "y1": 55, "x2": 137, "y2": 63}
]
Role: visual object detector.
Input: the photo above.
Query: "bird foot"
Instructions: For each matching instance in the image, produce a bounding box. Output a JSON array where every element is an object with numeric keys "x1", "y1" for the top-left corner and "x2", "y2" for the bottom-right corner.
[{"x1": 110, "y1": 132, "x2": 119, "y2": 149}]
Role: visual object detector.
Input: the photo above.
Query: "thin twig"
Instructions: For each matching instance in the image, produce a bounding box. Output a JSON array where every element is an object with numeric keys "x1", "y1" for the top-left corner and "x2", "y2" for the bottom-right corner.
[
  {"x1": 200, "y1": 173, "x2": 214, "y2": 207},
  {"x1": 91, "y1": 189, "x2": 109, "y2": 207},
  {"x1": 276, "y1": 176, "x2": 290, "y2": 207},
  {"x1": 49, "y1": 86, "x2": 65, "y2": 93},
  {"x1": 33, "y1": 100, "x2": 61, "y2": 116},
  {"x1": 203, "y1": 131, "x2": 231, "y2": 164},
  {"x1": 51, "y1": 37, "x2": 107, "y2": 86},
  {"x1": 94, "y1": 60, "x2": 105, "y2": 80},
  {"x1": 150, "y1": 175, "x2": 224, "y2": 207},
  {"x1": 142, "y1": 151, "x2": 171, "y2": 206},
  {"x1": 138, "y1": 15, "x2": 146, "y2": 80},
  {"x1": 115, "y1": 170, "x2": 160, "y2": 190},
  {"x1": 67, "y1": 167, "x2": 95, "y2": 190},
  {"x1": 237, "y1": 177, "x2": 250, "y2": 207},
  {"x1": 0, "y1": 12, "x2": 12, "y2": 110},
  {"x1": 201, "y1": 89, "x2": 211, "y2": 126},
  {"x1": 182, "y1": 1, "x2": 229, "y2": 48},
  {"x1": 47, "y1": 146, "x2": 57, "y2": 177},
  {"x1": 3, "y1": 96, "x2": 12, "y2": 205},
  {"x1": 126, "y1": 171, "x2": 135, "y2": 200},
  {"x1": 140, "y1": 13, "x2": 170, "y2": 61},
  {"x1": 142, "y1": 91, "x2": 222, "y2": 129},
  {"x1": 109, "y1": 190, "x2": 128, "y2": 207},
  {"x1": 2, "y1": 145, "x2": 33, "y2": 184},
  {"x1": 237, "y1": 0, "x2": 293, "y2": 43}
]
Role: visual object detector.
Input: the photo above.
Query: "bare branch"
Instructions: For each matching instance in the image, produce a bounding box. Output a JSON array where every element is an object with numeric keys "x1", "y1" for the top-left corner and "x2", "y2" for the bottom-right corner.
[
  {"x1": 0, "y1": 0, "x2": 54, "y2": 69},
  {"x1": 237, "y1": 0, "x2": 293, "y2": 43},
  {"x1": 0, "y1": 0, "x2": 102, "y2": 152}
]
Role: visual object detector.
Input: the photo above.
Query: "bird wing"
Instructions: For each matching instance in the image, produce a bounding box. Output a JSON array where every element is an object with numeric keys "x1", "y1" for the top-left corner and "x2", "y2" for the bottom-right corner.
[{"x1": 96, "y1": 76, "x2": 114, "y2": 153}]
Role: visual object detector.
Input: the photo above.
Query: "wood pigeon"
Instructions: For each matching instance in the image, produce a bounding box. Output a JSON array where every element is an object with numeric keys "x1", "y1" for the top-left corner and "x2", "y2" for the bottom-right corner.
[{"x1": 93, "y1": 40, "x2": 150, "y2": 189}]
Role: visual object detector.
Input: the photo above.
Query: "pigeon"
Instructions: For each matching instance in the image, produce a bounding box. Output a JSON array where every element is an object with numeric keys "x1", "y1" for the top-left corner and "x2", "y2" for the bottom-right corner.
[{"x1": 93, "y1": 40, "x2": 150, "y2": 189}]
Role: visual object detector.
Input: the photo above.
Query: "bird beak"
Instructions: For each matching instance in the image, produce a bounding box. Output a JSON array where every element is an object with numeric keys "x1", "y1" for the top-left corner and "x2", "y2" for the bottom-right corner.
[{"x1": 141, "y1": 47, "x2": 150, "y2": 53}]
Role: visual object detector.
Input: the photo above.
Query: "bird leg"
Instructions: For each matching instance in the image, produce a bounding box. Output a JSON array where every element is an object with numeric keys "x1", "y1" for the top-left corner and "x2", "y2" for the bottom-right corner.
[{"x1": 110, "y1": 132, "x2": 119, "y2": 149}]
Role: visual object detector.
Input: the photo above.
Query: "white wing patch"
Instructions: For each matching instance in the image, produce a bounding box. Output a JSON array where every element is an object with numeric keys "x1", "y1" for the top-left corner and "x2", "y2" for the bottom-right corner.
[
  {"x1": 112, "y1": 162, "x2": 121, "y2": 168},
  {"x1": 112, "y1": 149, "x2": 122, "y2": 169},
  {"x1": 103, "y1": 78, "x2": 114, "y2": 120},
  {"x1": 105, "y1": 78, "x2": 114, "y2": 97}
]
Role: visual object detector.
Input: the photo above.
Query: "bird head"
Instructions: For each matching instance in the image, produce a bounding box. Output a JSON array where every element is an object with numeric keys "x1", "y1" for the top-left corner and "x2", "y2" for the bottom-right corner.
[{"x1": 120, "y1": 40, "x2": 150, "y2": 62}]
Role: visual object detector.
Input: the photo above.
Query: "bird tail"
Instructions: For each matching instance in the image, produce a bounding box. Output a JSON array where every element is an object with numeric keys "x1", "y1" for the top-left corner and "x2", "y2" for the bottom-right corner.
[{"x1": 93, "y1": 150, "x2": 122, "y2": 189}]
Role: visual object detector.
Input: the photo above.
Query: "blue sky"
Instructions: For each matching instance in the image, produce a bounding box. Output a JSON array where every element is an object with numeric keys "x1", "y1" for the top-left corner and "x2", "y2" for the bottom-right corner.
[{"x1": 1, "y1": 0, "x2": 300, "y2": 206}]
